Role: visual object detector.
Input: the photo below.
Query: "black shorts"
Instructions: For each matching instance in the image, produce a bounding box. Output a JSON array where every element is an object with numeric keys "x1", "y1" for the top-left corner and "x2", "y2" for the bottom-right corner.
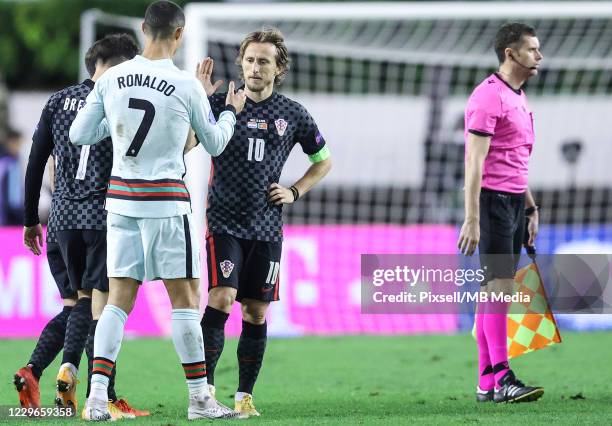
[
  {"x1": 47, "y1": 241, "x2": 77, "y2": 299},
  {"x1": 479, "y1": 188, "x2": 525, "y2": 284},
  {"x1": 56, "y1": 230, "x2": 109, "y2": 293},
  {"x1": 206, "y1": 233, "x2": 282, "y2": 303}
]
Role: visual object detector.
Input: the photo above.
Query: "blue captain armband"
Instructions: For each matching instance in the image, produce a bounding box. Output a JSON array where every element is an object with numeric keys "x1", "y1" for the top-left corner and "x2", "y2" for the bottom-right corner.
[{"x1": 308, "y1": 145, "x2": 330, "y2": 163}]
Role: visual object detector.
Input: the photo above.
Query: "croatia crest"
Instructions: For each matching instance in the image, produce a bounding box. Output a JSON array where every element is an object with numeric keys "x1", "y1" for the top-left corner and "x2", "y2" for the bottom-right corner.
[
  {"x1": 275, "y1": 118, "x2": 288, "y2": 136},
  {"x1": 219, "y1": 260, "x2": 234, "y2": 278}
]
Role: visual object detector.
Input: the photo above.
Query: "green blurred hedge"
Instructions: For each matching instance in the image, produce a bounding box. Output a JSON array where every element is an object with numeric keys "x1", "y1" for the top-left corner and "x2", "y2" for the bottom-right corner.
[{"x1": 0, "y1": 0, "x2": 193, "y2": 89}]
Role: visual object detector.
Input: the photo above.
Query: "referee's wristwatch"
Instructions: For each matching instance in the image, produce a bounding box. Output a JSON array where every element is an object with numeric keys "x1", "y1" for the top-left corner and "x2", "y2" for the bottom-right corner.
[{"x1": 525, "y1": 205, "x2": 539, "y2": 216}]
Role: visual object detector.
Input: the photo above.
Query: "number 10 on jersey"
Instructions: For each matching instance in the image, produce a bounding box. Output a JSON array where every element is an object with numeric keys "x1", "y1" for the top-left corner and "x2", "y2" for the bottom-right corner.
[{"x1": 248, "y1": 138, "x2": 265, "y2": 162}]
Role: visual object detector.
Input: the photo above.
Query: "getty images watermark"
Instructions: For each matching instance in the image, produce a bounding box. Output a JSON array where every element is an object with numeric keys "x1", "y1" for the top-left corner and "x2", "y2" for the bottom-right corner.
[
  {"x1": 361, "y1": 254, "x2": 612, "y2": 314},
  {"x1": 371, "y1": 265, "x2": 530, "y2": 303}
]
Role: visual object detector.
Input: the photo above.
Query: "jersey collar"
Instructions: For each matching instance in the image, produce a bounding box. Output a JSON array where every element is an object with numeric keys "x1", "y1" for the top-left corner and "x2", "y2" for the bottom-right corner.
[
  {"x1": 493, "y1": 73, "x2": 523, "y2": 95},
  {"x1": 245, "y1": 91, "x2": 277, "y2": 107},
  {"x1": 134, "y1": 54, "x2": 174, "y2": 67}
]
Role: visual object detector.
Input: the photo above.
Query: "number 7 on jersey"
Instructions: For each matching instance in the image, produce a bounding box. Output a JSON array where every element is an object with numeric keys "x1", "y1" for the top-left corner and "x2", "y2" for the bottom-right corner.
[{"x1": 126, "y1": 98, "x2": 155, "y2": 157}]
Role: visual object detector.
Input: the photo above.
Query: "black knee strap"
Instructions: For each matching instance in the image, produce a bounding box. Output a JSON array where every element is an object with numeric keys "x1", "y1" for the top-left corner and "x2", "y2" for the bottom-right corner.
[
  {"x1": 202, "y1": 305, "x2": 229, "y2": 328},
  {"x1": 241, "y1": 321, "x2": 267, "y2": 339}
]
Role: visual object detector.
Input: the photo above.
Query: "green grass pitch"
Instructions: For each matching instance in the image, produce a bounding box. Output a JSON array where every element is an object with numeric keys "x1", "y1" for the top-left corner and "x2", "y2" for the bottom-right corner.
[{"x1": 2, "y1": 332, "x2": 611, "y2": 424}]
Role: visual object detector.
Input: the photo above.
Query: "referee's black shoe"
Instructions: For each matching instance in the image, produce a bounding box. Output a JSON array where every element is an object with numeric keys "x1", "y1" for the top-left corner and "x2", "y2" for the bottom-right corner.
[
  {"x1": 494, "y1": 370, "x2": 544, "y2": 403},
  {"x1": 476, "y1": 387, "x2": 494, "y2": 402}
]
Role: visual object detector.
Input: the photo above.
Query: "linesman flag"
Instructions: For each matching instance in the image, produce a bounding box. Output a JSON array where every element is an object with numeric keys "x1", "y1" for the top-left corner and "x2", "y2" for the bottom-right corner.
[
  {"x1": 506, "y1": 261, "x2": 562, "y2": 359},
  {"x1": 471, "y1": 261, "x2": 562, "y2": 358}
]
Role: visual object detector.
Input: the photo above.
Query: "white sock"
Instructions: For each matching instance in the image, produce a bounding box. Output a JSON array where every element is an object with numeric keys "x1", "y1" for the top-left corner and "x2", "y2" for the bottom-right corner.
[
  {"x1": 89, "y1": 378, "x2": 109, "y2": 405},
  {"x1": 235, "y1": 391, "x2": 250, "y2": 402},
  {"x1": 171, "y1": 309, "x2": 209, "y2": 397},
  {"x1": 89, "y1": 305, "x2": 127, "y2": 403}
]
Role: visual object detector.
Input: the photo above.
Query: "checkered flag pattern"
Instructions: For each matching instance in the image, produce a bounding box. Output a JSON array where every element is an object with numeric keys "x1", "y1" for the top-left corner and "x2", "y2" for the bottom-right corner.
[
  {"x1": 507, "y1": 262, "x2": 562, "y2": 359},
  {"x1": 471, "y1": 262, "x2": 562, "y2": 358}
]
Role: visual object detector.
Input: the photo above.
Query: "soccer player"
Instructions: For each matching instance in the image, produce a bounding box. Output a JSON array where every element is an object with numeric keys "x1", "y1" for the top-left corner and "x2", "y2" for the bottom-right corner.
[
  {"x1": 458, "y1": 23, "x2": 544, "y2": 403},
  {"x1": 17, "y1": 196, "x2": 76, "y2": 411},
  {"x1": 20, "y1": 34, "x2": 144, "y2": 419},
  {"x1": 69, "y1": 1, "x2": 245, "y2": 421},
  {"x1": 198, "y1": 28, "x2": 332, "y2": 417}
]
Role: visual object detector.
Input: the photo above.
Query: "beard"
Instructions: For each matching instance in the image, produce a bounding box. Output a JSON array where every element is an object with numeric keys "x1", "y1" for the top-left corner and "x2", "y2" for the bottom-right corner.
[
  {"x1": 245, "y1": 75, "x2": 272, "y2": 93},
  {"x1": 245, "y1": 81, "x2": 264, "y2": 92}
]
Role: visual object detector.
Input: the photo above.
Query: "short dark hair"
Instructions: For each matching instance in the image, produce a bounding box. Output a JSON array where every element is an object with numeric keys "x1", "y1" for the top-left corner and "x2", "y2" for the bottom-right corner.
[
  {"x1": 236, "y1": 27, "x2": 291, "y2": 85},
  {"x1": 85, "y1": 34, "x2": 139, "y2": 77},
  {"x1": 144, "y1": 0, "x2": 185, "y2": 40},
  {"x1": 494, "y1": 22, "x2": 536, "y2": 63}
]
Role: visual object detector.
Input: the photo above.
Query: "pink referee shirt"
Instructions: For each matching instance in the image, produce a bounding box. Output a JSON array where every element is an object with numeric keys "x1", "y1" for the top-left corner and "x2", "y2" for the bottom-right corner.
[{"x1": 464, "y1": 73, "x2": 535, "y2": 194}]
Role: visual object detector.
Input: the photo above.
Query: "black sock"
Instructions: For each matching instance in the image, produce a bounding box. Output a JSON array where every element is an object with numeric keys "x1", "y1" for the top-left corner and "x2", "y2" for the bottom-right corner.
[
  {"x1": 62, "y1": 297, "x2": 92, "y2": 369},
  {"x1": 85, "y1": 320, "x2": 96, "y2": 398},
  {"x1": 108, "y1": 360, "x2": 117, "y2": 402},
  {"x1": 237, "y1": 321, "x2": 267, "y2": 395},
  {"x1": 201, "y1": 306, "x2": 229, "y2": 386},
  {"x1": 86, "y1": 320, "x2": 118, "y2": 401},
  {"x1": 28, "y1": 306, "x2": 73, "y2": 379}
]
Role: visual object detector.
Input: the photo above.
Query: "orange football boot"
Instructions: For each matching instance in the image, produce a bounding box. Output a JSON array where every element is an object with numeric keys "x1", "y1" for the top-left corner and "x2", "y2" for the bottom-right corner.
[
  {"x1": 14, "y1": 366, "x2": 41, "y2": 409},
  {"x1": 113, "y1": 398, "x2": 150, "y2": 417},
  {"x1": 55, "y1": 363, "x2": 78, "y2": 414}
]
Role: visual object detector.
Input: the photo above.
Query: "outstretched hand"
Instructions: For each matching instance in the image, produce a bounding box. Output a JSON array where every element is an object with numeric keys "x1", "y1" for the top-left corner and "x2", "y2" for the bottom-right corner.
[{"x1": 196, "y1": 57, "x2": 223, "y2": 96}]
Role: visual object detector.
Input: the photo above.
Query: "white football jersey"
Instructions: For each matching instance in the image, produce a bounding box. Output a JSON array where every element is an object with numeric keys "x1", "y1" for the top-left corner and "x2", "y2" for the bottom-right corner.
[{"x1": 70, "y1": 55, "x2": 236, "y2": 218}]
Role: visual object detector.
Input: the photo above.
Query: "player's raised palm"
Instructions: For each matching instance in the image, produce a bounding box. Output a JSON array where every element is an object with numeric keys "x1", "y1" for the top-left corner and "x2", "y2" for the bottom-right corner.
[
  {"x1": 225, "y1": 81, "x2": 246, "y2": 115},
  {"x1": 196, "y1": 57, "x2": 223, "y2": 96}
]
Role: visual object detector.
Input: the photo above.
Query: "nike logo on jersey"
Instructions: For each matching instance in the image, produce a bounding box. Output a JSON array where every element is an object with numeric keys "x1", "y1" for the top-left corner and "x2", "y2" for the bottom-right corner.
[{"x1": 117, "y1": 74, "x2": 176, "y2": 96}]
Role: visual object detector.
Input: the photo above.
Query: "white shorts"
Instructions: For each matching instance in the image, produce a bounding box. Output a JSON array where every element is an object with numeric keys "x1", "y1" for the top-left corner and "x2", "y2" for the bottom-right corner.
[{"x1": 107, "y1": 212, "x2": 200, "y2": 281}]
